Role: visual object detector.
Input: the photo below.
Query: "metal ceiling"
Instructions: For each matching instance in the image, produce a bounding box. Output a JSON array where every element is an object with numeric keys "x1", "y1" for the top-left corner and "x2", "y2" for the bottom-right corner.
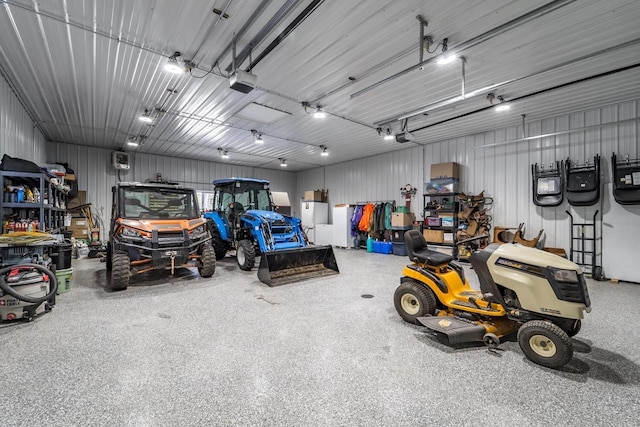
[{"x1": 1, "y1": 0, "x2": 639, "y2": 171}]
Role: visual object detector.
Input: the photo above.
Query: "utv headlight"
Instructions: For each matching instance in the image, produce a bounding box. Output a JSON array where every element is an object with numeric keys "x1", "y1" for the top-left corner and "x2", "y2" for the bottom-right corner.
[
  {"x1": 554, "y1": 269, "x2": 579, "y2": 283},
  {"x1": 120, "y1": 227, "x2": 142, "y2": 238},
  {"x1": 192, "y1": 225, "x2": 205, "y2": 235}
]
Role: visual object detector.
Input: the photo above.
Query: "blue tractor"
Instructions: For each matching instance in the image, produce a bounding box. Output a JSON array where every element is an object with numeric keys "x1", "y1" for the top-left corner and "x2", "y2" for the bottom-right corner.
[{"x1": 202, "y1": 178, "x2": 339, "y2": 286}]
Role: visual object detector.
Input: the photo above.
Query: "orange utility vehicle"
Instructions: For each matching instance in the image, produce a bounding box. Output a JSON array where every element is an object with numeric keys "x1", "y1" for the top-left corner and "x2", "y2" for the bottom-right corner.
[{"x1": 107, "y1": 182, "x2": 215, "y2": 290}]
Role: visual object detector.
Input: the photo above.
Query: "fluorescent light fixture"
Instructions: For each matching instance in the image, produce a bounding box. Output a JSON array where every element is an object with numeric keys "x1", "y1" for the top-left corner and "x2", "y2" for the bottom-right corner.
[
  {"x1": 164, "y1": 52, "x2": 185, "y2": 74},
  {"x1": 437, "y1": 54, "x2": 457, "y2": 65},
  {"x1": 320, "y1": 145, "x2": 329, "y2": 156},
  {"x1": 495, "y1": 104, "x2": 511, "y2": 112},
  {"x1": 127, "y1": 141, "x2": 139, "y2": 148},
  {"x1": 279, "y1": 158, "x2": 287, "y2": 167},
  {"x1": 138, "y1": 110, "x2": 153, "y2": 123}
]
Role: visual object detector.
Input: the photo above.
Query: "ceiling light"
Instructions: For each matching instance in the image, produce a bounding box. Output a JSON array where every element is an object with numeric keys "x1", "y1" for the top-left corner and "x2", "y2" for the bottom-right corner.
[
  {"x1": 218, "y1": 148, "x2": 229, "y2": 159},
  {"x1": 164, "y1": 52, "x2": 185, "y2": 74},
  {"x1": 252, "y1": 129, "x2": 264, "y2": 144},
  {"x1": 384, "y1": 127, "x2": 394, "y2": 141},
  {"x1": 312, "y1": 108, "x2": 326, "y2": 119},
  {"x1": 126, "y1": 137, "x2": 139, "y2": 148},
  {"x1": 437, "y1": 54, "x2": 457, "y2": 65},
  {"x1": 495, "y1": 104, "x2": 511, "y2": 112},
  {"x1": 138, "y1": 109, "x2": 153, "y2": 123},
  {"x1": 279, "y1": 158, "x2": 287, "y2": 167},
  {"x1": 320, "y1": 145, "x2": 329, "y2": 156}
]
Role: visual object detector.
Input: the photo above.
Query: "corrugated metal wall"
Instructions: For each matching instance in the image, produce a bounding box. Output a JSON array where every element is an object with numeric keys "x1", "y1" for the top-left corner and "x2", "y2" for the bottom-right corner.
[
  {"x1": 294, "y1": 99, "x2": 639, "y2": 281},
  {"x1": 0, "y1": 73, "x2": 46, "y2": 163},
  {"x1": 45, "y1": 142, "x2": 296, "y2": 236}
]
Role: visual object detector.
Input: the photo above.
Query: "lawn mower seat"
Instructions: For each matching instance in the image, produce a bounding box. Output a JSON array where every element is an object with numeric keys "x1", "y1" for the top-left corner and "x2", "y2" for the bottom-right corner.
[{"x1": 404, "y1": 230, "x2": 453, "y2": 267}]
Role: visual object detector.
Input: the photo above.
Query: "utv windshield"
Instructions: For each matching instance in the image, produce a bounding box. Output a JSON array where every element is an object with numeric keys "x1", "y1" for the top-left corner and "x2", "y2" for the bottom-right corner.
[
  {"x1": 122, "y1": 188, "x2": 198, "y2": 219},
  {"x1": 214, "y1": 182, "x2": 273, "y2": 213}
]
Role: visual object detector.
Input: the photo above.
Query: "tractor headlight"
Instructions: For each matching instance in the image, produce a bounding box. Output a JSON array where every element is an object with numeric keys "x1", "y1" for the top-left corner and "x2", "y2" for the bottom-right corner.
[
  {"x1": 120, "y1": 227, "x2": 142, "y2": 238},
  {"x1": 192, "y1": 225, "x2": 205, "y2": 235},
  {"x1": 554, "y1": 269, "x2": 579, "y2": 283}
]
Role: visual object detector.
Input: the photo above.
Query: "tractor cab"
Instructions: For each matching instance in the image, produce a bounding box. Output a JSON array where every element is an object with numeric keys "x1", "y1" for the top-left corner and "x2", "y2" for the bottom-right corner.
[{"x1": 212, "y1": 178, "x2": 273, "y2": 232}]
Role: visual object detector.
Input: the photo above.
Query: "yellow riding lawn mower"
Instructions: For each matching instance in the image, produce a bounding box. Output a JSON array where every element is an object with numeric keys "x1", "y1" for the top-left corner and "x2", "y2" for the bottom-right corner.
[{"x1": 394, "y1": 230, "x2": 591, "y2": 369}]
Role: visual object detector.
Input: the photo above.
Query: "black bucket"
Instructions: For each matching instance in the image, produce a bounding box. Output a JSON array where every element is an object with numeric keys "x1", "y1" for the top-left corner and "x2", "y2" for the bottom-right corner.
[
  {"x1": 257, "y1": 245, "x2": 340, "y2": 287},
  {"x1": 52, "y1": 243, "x2": 73, "y2": 270}
]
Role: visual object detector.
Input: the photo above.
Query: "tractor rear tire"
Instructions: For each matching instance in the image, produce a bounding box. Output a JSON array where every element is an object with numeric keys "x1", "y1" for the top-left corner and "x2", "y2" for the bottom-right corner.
[
  {"x1": 517, "y1": 320, "x2": 573, "y2": 369},
  {"x1": 110, "y1": 251, "x2": 130, "y2": 291},
  {"x1": 394, "y1": 279, "x2": 437, "y2": 325},
  {"x1": 210, "y1": 227, "x2": 228, "y2": 260},
  {"x1": 198, "y1": 244, "x2": 216, "y2": 278},
  {"x1": 236, "y1": 239, "x2": 255, "y2": 271}
]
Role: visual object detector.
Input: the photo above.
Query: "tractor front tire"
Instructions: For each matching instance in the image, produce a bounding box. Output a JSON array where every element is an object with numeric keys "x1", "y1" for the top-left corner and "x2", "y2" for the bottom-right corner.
[
  {"x1": 198, "y1": 244, "x2": 216, "y2": 278},
  {"x1": 394, "y1": 279, "x2": 437, "y2": 325},
  {"x1": 210, "y1": 227, "x2": 228, "y2": 260},
  {"x1": 110, "y1": 251, "x2": 130, "y2": 291},
  {"x1": 236, "y1": 239, "x2": 256, "y2": 271},
  {"x1": 517, "y1": 320, "x2": 573, "y2": 369}
]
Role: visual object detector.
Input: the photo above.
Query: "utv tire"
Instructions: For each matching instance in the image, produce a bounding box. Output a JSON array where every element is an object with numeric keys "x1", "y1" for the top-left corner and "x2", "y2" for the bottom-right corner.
[
  {"x1": 210, "y1": 227, "x2": 228, "y2": 260},
  {"x1": 517, "y1": 320, "x2": 573, "y2": 369},
  {"x1": 198, "y1": 245, "x2": 216, "y2": 278},
  {"x1": 105, "y1": 243, "x2": 112, "y2": 271},
  {"x1": 110, "y1": 251, "x2": 130, "y2": 291},
  {"x1": 394, "y1": 280, "x2": 437, "y2": 325},
  {"x1": 236, "y1": 239, "x2": 256, "y2": 271}
]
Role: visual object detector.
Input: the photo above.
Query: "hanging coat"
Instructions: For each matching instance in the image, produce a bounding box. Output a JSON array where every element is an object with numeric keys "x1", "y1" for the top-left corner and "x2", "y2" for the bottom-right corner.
[{"x1": 359, "y1": 203, "x2": 375, "y2": 232}]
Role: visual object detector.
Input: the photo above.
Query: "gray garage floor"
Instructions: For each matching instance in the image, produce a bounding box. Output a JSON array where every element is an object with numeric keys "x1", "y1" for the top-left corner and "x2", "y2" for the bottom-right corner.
[{"x1": 1, "y1": 248, "x2": 639, "y2": 426}]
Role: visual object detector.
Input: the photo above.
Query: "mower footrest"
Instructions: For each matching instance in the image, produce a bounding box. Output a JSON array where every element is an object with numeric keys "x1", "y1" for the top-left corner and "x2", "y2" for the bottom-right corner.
[{"x1": 417, "y1": 316, "x2": 486, "y2": 344}]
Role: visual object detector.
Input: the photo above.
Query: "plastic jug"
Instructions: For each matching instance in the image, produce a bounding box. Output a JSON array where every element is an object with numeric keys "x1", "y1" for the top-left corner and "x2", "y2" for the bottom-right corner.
[
  {"x1": 373, "y1": 240, "x2": 381, "y2": 253},
  {"x1": 366, "y1": 236, "x2": 374, "y2": 252}
]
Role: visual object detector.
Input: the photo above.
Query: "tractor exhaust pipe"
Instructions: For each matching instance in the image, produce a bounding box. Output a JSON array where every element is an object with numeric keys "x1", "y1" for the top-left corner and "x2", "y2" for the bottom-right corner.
[{"x1": 257, "y1": 245, "x2": 339, "y2": 286}]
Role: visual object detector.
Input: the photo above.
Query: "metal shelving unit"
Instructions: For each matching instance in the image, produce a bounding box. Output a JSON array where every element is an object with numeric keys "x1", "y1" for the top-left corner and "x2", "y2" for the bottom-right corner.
[
  {"x1": 0, "y1": 170, "x2": 68, "y2": 232},
  {"x1": 422, "y1": 192, "x2": 459, "y2": 258}
]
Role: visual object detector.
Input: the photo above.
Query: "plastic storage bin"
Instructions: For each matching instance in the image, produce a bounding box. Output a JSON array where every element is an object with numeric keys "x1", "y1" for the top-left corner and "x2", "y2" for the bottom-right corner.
[
  {"x1": 55, "y1": 267, "x2": 73, "y2": 294},
  {"x1": 392, "y1": 242, "x2": 408, "y2": 256}
]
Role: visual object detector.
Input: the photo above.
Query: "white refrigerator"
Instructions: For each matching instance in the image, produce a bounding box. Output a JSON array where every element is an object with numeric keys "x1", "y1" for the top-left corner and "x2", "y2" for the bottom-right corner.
[
  {"x1": 301, "y1": 201, "x2": 328, "y2": 244},
  {"x1": 332, "y1": 205, "x2": 355, "y2": 248}
]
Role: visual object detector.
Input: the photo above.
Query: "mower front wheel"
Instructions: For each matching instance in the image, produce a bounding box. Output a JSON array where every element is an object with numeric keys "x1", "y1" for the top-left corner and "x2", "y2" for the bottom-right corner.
[
  {"x1": 517, "y1": 320, "x2": 573, "y2": 369},
  {"x1": 236, "y1": 239, "x2": 256, "y2": 271},
  {"x1": 110, "y1": 251, "x2": 130, "y2": 291},
  {"x1": 198, "y1": 244, "x2": 216, "y2": 278},
  {"x1": 394, "y1": 280, "x2": 437, "y2": 325}
]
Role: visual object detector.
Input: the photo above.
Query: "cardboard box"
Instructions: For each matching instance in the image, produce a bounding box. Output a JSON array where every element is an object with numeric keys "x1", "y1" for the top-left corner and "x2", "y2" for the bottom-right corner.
[
  {"x1": 70, "y1": 228, "x2": 89, "y2": 239},
  {"x1": 304, "y1": 190, "x2": 324, "y2": 202},
  {"x1": 64, "y1": 173, "x2": 76, "y2": 181},
  {"x1": 423, "y1": 229, "x2": 444, "y2": 243},
  {"x1": 431, "y1": 162, "x2": 460, "y2": 179},
  {"x1": 444, "y1": 232, "x2": 454, "y2": 243},
  {"x1": 70, "y1": 218, "x2": 88, "y2": 228},
  {"x1": 425, "y1": 178, "x2": 460, "y2": 194},
  {"x1": 67, "y1": 190, "x2": 87, "y2": 209},
  {"x1": 391, "y1": 212, "x2": 415, "y2": 227}
]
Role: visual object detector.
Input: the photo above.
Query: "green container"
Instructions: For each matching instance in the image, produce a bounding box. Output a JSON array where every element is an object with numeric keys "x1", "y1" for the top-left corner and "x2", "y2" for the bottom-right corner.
[
  {"x1": 396, "y1": 206, "x2": 409, "y2": 214},
  {"x1": 55, "y1": 267, "x2": 73, "y2": 294}
]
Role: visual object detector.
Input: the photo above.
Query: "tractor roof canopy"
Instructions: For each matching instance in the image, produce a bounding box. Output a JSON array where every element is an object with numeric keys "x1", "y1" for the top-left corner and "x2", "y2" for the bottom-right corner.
[{"x1": 212, "y1": 178, "x2": 270, "y2": 187}]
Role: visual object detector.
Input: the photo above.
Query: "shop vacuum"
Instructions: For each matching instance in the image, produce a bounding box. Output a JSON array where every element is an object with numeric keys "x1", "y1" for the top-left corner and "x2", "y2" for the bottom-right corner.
[{"x1": 0, "y1": 264, "x2": 57, "y2": 321}]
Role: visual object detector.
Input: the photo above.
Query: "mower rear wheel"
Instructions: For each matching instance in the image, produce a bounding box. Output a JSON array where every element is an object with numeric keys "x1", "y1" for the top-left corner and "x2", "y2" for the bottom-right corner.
[
  {"x1": 394, "y1": 280, "x2": 437, "y2": 325},
  {"x1": 110, "y1": 251, "x2": 130, "y2": 291},
  {"x1": 198, "y1": 244, "x2": 216, "y2": 278},
  {"x1": 236, "y1": 239, "x2": 255, "y2": 271},
  {"x1": 518, "y1": 320, "x2": 573, "y2": 369}
]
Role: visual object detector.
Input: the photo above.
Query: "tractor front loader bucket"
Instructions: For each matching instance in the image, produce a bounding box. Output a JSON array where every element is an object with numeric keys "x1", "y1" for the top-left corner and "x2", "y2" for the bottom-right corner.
[{"x1": 257, "y1": 245, "x2": 339, "y2": 286}]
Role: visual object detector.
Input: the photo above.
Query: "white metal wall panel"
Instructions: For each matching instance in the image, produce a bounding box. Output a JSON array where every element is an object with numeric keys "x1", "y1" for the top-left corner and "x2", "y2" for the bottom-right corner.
[
  {"x1": 295, "y1": 99, "x2": 639, "y2": 281},
  {"x1": 0, "y1": 74, "x2": 46, "y2": 163}
]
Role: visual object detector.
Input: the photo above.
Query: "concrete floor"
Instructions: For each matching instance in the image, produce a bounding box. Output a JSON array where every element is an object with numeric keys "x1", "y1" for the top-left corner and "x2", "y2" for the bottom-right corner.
[{"x1": 1, "y1": 248, "x2": 639, "y2": 426}]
